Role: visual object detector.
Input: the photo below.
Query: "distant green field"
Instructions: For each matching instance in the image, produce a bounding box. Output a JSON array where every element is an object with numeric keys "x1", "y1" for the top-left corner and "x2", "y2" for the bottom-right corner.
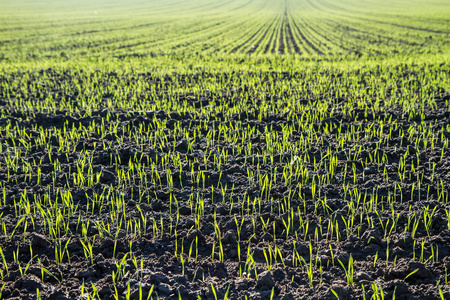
[{"x1": 1, "y1": 0, "x2": 449, "y2": 70}]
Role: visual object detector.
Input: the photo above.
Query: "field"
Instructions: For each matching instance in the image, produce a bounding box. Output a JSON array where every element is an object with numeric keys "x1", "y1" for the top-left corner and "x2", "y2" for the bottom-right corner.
[{"x1": 0, "y1": 0, "x2": 450, "y2": 299}]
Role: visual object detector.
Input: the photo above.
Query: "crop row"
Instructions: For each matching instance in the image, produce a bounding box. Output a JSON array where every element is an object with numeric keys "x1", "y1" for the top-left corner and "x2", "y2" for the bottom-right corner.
[{"x1": 1, "y1": 0, "x2": 448, "y2": 62}]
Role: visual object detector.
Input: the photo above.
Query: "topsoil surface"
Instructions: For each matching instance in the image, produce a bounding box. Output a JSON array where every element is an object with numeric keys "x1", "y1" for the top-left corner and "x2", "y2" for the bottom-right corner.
[{"x1": 1, "y1": 69, "x2": 450, "y2": 300}]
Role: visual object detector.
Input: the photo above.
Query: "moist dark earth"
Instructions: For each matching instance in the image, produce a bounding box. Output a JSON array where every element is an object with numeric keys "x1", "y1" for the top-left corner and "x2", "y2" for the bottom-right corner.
[{"x1": 1, "y1": 66, "x2": 450, "y2": 299}]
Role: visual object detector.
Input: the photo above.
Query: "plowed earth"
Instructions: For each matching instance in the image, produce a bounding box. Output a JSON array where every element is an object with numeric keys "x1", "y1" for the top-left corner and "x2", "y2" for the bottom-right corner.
[{"x1": 1, "y1": 68, "x2": 450, "y2": 300}]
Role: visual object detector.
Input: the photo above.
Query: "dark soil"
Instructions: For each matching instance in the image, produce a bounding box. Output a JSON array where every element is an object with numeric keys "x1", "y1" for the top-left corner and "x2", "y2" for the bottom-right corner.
[{"x1": 0, "y1": 67, "x2": 450, "y2": 299}]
